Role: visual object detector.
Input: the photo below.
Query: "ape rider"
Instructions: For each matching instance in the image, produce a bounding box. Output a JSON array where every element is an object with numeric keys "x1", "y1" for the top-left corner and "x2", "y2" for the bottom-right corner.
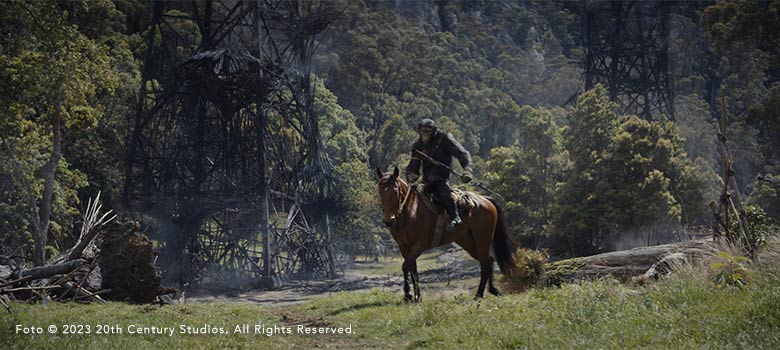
[{"x1": 405, "y1": 118, "x2": 473, "y2": 231}]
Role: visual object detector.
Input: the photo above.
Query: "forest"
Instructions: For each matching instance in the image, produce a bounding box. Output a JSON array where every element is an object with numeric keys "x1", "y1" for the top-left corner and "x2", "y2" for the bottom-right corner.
[
  {"x1": 2, "y1": 1, "x2": 780, "y2": 349},
  {"x1": 1, "y1": 0, "x2": 779, "y2": 289}
]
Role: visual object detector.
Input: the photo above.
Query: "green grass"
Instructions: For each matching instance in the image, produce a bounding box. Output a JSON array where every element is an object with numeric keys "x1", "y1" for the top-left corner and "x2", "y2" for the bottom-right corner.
[
  {"x1": 349, "y1": 251, "x2": 444, "y2": 276},
  {"x1": 292, "y1": 270, "x2": 780, "y2": 349},
  {"x1": 3, "y1": 269, "x2": 780, "y2": 349},
  {"x1": 0, "y1": 302, "x2": 305, "y2": 350}
]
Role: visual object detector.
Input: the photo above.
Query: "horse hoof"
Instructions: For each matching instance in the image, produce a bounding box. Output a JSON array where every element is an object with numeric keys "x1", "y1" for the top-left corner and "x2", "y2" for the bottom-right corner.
[{"x1": 404, "y1": 295, "x2": 414, "y2": 303}]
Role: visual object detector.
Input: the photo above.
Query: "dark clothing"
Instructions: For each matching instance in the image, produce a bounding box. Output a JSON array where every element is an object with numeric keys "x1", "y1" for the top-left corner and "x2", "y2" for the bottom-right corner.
[
  {"x1": 405, "y1": 130, "x2": 472, "y2": 183},
  {"x1": 406, "y1": 130, "x2": 471, "y2": 223},
  {"x1": 425, "y1": 181, "x2": 457, "y2": 218}
]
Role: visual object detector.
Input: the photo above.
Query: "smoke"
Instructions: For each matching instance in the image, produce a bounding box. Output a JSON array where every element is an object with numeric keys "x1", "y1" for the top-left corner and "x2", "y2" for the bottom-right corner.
[{"x1": 614, "y1": 223, "x2": 685, "y2": 251}]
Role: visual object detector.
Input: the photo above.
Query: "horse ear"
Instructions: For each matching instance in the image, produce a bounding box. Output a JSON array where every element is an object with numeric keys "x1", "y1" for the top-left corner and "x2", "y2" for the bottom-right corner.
[
  {"x1": 392, "y1": 166, "x2": 399, "y2": 179},
  {"x1": 375, "y1": 167, "x2": 383, "y2": 180}
]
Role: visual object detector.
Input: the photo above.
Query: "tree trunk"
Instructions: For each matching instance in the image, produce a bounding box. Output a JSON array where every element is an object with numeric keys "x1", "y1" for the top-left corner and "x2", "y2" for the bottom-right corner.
[
  {"x1": 546, "y1": 238, "x2": 717, "y2": 284},
  {"x1": 254, "y1": 1, "x2": 271, "y2": 279},
  {"x1": 34, "y1": 104, "x2": 62, "y2": 266},
  {"x1": 17, "y1": 259, "x2": 86, "y2": 280}
]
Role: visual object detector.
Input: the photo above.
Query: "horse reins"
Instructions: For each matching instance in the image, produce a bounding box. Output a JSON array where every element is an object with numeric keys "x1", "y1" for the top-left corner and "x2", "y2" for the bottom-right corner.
[{"x1": 391, "y1": 180, "x2": 413, "y2": 227}]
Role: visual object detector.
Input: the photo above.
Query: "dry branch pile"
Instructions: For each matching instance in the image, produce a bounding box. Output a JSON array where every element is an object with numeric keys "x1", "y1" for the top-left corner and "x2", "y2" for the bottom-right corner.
[{"x1": 0, "y1": 195, "x2": 174, "y2": 311}]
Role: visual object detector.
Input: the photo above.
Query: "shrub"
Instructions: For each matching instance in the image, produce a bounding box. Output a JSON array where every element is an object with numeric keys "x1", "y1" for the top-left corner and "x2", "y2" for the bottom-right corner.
[
  {"x1": 709, "y1": 251, "x2": 752, "y2": 288},
  {"x1": 500, "y1": 247, "x2": 549, "y2": 292}
]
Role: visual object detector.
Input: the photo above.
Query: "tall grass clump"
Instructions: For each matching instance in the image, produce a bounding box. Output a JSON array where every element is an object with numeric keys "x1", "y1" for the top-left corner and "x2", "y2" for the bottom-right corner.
[{"x1": 499, "y1": 247, "x2": 549, "y2": 292}]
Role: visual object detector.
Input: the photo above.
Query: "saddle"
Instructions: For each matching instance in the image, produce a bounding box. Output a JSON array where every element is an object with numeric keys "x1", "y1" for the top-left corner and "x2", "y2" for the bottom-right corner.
[{"x1": 414, "y1": 184, "x2": 479, "y2": 248}]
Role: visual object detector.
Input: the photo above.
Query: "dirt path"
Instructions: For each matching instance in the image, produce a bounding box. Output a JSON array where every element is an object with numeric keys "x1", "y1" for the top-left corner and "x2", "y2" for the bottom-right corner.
[{"x1": 187, "y1": 245, "x2": 486, "y2": 305}]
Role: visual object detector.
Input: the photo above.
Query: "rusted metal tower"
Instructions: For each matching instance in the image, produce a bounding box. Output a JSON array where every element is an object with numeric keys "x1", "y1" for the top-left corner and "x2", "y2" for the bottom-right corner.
[{"x1": 583, "y1": 0, "x2": 675, "y2": 120}]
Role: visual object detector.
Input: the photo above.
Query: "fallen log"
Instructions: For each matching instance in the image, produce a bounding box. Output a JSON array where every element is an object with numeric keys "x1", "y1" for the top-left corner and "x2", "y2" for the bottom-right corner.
[
  {"x1": 58, "y1": 281, "x2": 106, "y2": 303},
  {"x1": 545, "y1": 238, "x2": 718, "y2": 285},
  {"x1": 75, "y1": 288, "x2": 110, "y2": 301},
  {"x1": 17, "y1": 259, "x2": 87, "y2": 280},
  {"x1": 0, "y1": 276, "x2": 33, "y2": 289},
  {"x1": 56, "y1": 260, "x2": 97, "y2": 301},
  {"x1": 1, "y1": 285, "x2": 61, "y2": 293}
]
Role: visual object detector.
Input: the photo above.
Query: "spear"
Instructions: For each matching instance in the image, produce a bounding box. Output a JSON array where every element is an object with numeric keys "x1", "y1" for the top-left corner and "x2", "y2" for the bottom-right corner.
[{"x1": 414, "y1": 150, "x2": 506, "y2": 201}]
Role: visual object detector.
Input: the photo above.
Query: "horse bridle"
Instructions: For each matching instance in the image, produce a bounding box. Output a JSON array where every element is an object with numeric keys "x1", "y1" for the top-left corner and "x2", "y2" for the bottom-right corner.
[{"x1": 386, "y1": 178, "x2": 412, "y2": 228}]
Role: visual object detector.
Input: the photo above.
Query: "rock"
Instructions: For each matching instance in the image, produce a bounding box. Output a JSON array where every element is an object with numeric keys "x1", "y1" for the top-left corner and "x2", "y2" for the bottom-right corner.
[{"x1": 0, "y1": 264, "x2": 12, "y2": 281}]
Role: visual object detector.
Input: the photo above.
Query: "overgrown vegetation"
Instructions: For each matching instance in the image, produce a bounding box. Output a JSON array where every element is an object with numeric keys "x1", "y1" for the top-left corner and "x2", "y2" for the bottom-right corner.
[
  {"x1": 3, "y1": 261, "x2": 779, "y2": 349},
  {"x1": 1, "y1": 0, "x2": 780, "y2": 269},
  {"x1": 499, "y1": 247, "x2": 549, "y2": 292},
  {"x1": 709, "y1": 251, "x2": 753, "y2": 288}
]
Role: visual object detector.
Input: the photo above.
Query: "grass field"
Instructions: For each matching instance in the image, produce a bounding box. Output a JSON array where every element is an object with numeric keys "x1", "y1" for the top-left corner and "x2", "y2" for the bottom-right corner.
[
  {"x1": 348, "y1": 251, "x2": 449, "y2": 276},
  {"x1": 3, "y1": 263, "x2": 779, "y2": 350}
]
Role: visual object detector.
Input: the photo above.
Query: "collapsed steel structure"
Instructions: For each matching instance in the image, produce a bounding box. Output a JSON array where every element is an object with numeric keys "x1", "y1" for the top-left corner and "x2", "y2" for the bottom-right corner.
[
  {"x1": 583, "y1": 0, "x2": 675, "y2": 120},
  {"x1": 121, "y1": 0, "x2": 340, "y2": 288}
]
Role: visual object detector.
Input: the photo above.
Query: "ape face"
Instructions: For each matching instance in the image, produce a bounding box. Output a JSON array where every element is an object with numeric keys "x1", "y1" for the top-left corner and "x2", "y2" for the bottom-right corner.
[{"x1": 419, "y1": 127, "x2": 434, "y2": 143}]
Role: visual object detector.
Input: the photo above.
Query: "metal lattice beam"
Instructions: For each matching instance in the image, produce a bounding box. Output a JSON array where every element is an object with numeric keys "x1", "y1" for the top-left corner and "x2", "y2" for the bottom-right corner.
[{"x1": 584, "y1": 0, "x2": 675, "y2": 120}]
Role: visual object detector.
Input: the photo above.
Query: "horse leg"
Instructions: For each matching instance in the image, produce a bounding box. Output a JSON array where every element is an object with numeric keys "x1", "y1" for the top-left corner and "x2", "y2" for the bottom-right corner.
[
  {"x1": 454, "y1": 232, "x2": 483, "y2": 297},
  {"x1": 399, "y1": 246, "x2": 413, "y2": 302},
  {"x1": 402, "y1": 243, "x2": 426, "y2": 303},
  {"x1": 476, "y1": 257, "x2": 492, "y2": 299},
  {"x1": 454, "y1": 230, "x2": 491, "y2": 299},
  {"x1": 488, "y1": 257, "x2": 500, "y2": 296},
  {"x1": 475, "y1": 212, "x2": 499, "y2": 299},
  {"x1": 403, "y1": 258, "x2": 422, "y2": 303},
  {"x1": 411, "y1": 260, "x2": 421, "y2": 303},
  {"x1": 403, "y1": 268, "x2": 413, "y2": 302}
]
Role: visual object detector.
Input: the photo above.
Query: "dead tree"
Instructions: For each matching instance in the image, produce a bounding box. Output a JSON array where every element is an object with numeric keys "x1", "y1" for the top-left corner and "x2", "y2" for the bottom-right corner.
[
  {"x1": 0, "y1": 195, "x2": 168, "y2": 307},
  {"x1": 714, "y1": 88, "x2": 756, "y2": 256}
]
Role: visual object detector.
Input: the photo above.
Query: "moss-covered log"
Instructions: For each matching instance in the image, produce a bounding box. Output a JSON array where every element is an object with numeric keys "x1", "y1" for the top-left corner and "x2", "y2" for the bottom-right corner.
[{"x1": 545, "y1": 239, "x2": 717, "y2": 285}]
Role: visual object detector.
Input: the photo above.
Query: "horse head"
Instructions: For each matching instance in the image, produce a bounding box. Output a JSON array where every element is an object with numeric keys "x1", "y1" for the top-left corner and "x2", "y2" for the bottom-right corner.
[{"x1": 375, "y1": 166, "x2": 407, "y2": 227}]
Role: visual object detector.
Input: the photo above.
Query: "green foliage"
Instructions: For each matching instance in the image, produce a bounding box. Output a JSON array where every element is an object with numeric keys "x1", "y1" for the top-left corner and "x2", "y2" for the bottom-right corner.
[
  {"x1": 552, "y1": 85, "x2": 619, "y2": 255},
  {"x1": 315, "y1": 78, "x2": 384, "y2": 258},
  {"x1": 0, "y1": 0, "x2": 121, "y2": 260},
  {"x1": 483, "y1": 107, "x2": 564, "y2": 237},
  {"x1": 563, "y1": 84, "x2": 619, "y2": 170},
  {"x1": 701, "y1": 0, "x2": 780, "y2": 193},
  {"x1": 709, "y1": 251, "x2": 753, "y2": 288},
  {"x1": 553, "y1": 86, "x2": 705, "y2": 256},
  {"x1": 751, "y1": 173, "x2": 780, "y2": 219},
  {"x1": 728, "y1": 203, "x2": 776, "y2": 249},
  {"x1": 319, "y1": 0, "x2": 581, "y2": 168},
  {"x1": 748, "y1": 84, "x2": 780, "y2": 217},
  {"x1": 674, "y1": 93, "x2": 722, "y2": 211}
]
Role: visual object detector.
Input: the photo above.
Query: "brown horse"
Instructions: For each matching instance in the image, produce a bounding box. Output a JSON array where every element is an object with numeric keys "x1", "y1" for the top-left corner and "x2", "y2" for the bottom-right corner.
[{"x1": 376, "y1": 166, "x2": 516, "y2": 301}]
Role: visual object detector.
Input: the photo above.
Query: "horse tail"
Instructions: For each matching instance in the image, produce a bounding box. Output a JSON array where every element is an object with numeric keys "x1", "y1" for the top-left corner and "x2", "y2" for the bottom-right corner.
[{"x1": 487, "y1": 197, "x2": 517, "y2": 275}]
